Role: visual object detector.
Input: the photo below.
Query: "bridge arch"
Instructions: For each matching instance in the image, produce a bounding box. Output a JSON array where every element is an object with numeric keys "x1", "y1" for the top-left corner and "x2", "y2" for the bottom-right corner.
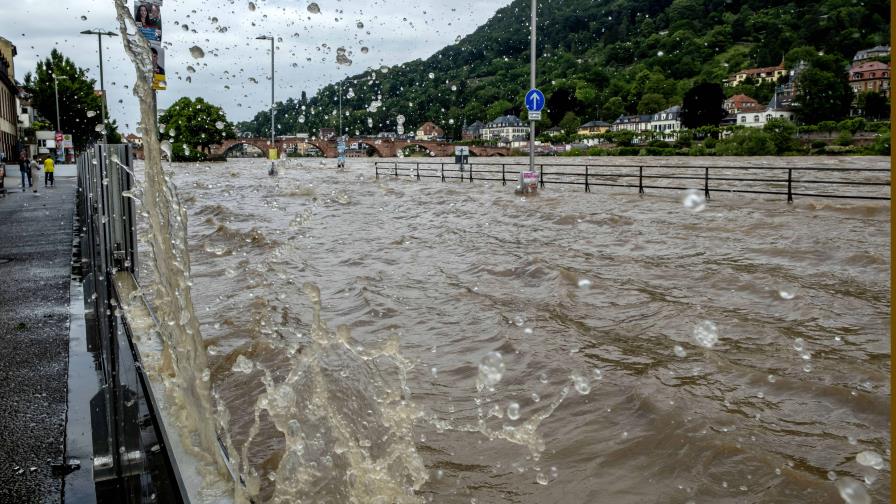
[
  {"x1": 397, "y1": 143, "x2": 438, "y2": 158},
  {"x1": 222, "y1": 141, "x2": 268, "y2": 157}
]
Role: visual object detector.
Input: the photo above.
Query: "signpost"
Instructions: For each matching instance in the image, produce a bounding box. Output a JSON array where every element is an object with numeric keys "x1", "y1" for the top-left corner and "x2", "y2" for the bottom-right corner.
[{"x1": 520, "y1": 0, "x2": 540, "y2": 194}]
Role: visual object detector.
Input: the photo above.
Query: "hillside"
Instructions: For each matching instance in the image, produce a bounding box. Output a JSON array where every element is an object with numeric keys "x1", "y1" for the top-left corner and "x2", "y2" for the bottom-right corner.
[{"x1": 238, "y1": 0, "x2": 890, "y2": 139}]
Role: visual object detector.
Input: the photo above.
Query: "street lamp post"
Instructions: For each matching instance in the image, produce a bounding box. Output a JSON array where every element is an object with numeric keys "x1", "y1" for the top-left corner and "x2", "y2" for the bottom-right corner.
[
  {"x1": 528, "y1": 0, "x2": 537, "y2": 176},
  {"x1": 256, "y1": 35, "x2": 276, "y2": 176},
  {"x1": 80, "y1": 30, "x2": 118, "y2": 145},
  {"x1": 52, "y1": 75, "x2": 67, "y2": 161}
]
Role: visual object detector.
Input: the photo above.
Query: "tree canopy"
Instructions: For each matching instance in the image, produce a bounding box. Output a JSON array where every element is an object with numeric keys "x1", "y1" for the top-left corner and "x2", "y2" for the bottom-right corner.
[
  {"x1": 159, "y1": 97, "x2": 235, "y2": 161},
  {"x1": 24, "y1": 49, "x2": 121, "y2": 150}
]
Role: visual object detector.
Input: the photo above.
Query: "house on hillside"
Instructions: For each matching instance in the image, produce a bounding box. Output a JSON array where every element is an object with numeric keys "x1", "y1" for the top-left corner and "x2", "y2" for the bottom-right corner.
[
  {"x1": 481, "y1": 115, "x2": 529, "y2": 143},
  {"x1": 319, "y1": 128, "x2": 336, "y2": 140},
  {"x1": 415, "y1": 122, "x2": 445, "y2": 141},
  {"x1": 610, "y1": 114, "x2": 653, "y2": 132},
  {"x1": 649, "y1": 106, "x2": 682, "y2": 140},
  {"x1": 726, "y1": 64, "x2": 787, "y2": 86},
  {"x1": 724, "y1": 94, "x2": 763, "y2": 115},
  {"x1": 735, "y1": 92, "x2": 795, "y2": 128},
  {"x1": 849, "y1": 60, "x2": 890, "y2": 97},
  {"x1": 577, "y1": 121, "x2": 610, "y2": 137},
  {"x1": 853, "y1": 45, "x2": 891, "y2": 63},
  {"x1": 462, "y1": 121, "x2": 485, "y2": 141},
  {"x1": 543, "y1": 126, "x2": 564, "y2": 138}
]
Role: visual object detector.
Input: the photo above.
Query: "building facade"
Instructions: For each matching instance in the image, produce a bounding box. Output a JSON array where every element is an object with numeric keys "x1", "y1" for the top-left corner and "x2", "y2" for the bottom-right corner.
[
  {"x1": 735, "y1": 94, "x2": 795, "y2": 128},
  {"x1": 649, "y1": 106, "x2": 682, "y2": 140},
  {"x1": 849, "y1": 61, "x2": 890, "y2": 97},
  {"x1": 853, "y1": 45, "x2": 890, "y2": 63},
  {"x1": 726, "y1": 64, "x2": 787, "y2": 86},
  {"x1": 724, "y1": 94, "x2": 763, "y2": 115},
  {"x1": 577, "y1": 120, "x2": 610, "y2": 137},
  {"x1": 415, "y1": 121, "x2": 445, "y2": 141},
  {"x1": 0, "y1": 36, "x2": 18, "y2": 162},
  {"x1": 462, "y1": 121, "x2": 484, "y2": 141},
  {"x1": 610, "y1": 114, "x2": 652, "y2": 132},
  {"x1": 481, "y1": 115, "x2": 529, "y2": 142}
]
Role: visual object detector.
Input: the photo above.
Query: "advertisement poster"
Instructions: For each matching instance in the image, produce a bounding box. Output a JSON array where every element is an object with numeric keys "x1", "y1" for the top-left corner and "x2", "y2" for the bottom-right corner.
[
  {"x1": 149, "y1": 41, "x2": 167, "y2": 90},
  {"x1": 134, "y1": 0, "x2": 162, "y2": 41}
]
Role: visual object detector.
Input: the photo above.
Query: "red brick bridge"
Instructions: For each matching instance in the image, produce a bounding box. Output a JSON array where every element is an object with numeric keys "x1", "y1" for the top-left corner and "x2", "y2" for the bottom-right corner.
[{"x1": 211, "y1": 137, "x2": 511, "y2": 158}]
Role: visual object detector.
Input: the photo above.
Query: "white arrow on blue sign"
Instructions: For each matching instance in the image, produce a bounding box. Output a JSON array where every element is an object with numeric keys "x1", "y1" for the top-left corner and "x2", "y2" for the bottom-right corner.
[{"x1": 525, "y1": 89, "x2": 546, "y2": 112}]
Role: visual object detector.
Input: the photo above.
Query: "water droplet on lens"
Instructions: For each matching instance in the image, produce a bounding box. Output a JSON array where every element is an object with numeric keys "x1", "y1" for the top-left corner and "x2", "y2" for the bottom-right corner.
[
  {"x1": 215, "y1": 121, "x2": 224, "y2": 129},
  {"x1": 835, "y1": 477, "x2": 871, "y2": 504},
  {"x1": 571, "y1": 372, "x2": 591, "y2": 395},
  {"x1": 507, "y1": 402, "x2": 520, "y2": 420},
  {"x1": 693, "y1": 320, "x2": 718, "y2": 348},
  {"x1": 779, "y1": 290, "x2": 796, "y2": 300},
  {"x1": 189, "y1": 46, "x2": 205, "y2": 59},
  {"x1": 307, "y1": 2, "x2": 320, "y2": 14},
  {"x1": 683, "y1": 189, "x2": 706, "y2": 212},
  {"x1": 428, "y1": 72, "x2": 435, "y2": 79},
  {"x1": 827, "y1": 470, "x2": 837, "y2": 481},
  {"x1": 248, "y1": 1, "x2": 256, "y2": 11},
  {"x1": 477, "y1": 351, "x2": 505, "y2": 388},
  {"x1": 536, "y1": 472, "x2": 548, "y2": 485},
  {"x1": 577, "y1": 278, "x2": 592, "y2": 289},
  {"x1": 793, "y1": 338, "x2": 805, "y2": 351},
  {"x1": 856, "y1": 450, "x2": 883, "y2": 469},
  {"x1": 673, "y1": 345, "x2": 687, "y2": 358}
]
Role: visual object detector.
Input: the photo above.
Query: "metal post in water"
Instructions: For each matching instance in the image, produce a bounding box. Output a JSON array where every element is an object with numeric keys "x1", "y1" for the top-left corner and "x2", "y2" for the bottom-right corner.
[
  {"x1": 639, "y1": 166, "x2": 644, "y2": 195},
  {"x1": 787, "y1": 168, "x2": 793, "y2": 203},
  {"x1": 704, "y1": 166, "x2": 710, "y2": 200},
  {"x1": 256, "y1": 35, "x2": 276, "y2": 176},
  {"x1": 528, "y1": 0, "x2": 537, "y2": 178}
]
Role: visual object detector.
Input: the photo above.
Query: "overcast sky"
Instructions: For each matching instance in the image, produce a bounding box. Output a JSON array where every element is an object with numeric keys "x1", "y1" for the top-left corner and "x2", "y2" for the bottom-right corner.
[{"x1": 4, "y1": 0, "x2": 508, "y2": 134}]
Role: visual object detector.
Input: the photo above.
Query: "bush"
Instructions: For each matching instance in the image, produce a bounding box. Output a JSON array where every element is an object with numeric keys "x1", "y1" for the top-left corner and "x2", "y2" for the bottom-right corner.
[
  {"x1": 810, "y1": 140, "x2": 828, "y2": 149},
  {"x1": 646, "y1": 139, "x2": 672, "y2": 148},
  {"x1": 836, "y1": 130, "x2": 853, "y2": 146},
  {"x1": 837, "y1": 117, "x2": 866, "y2": 134},
  {"x1": 823, "y1": 145, "x2": 858, "y2": 155},
  {"x1": 703, "y1": 137, "x2": 718, "y2": 149},
  {"x1": 615, "y1": 147, "x2": 641, "y2": 156},
  {"x1": 863, "y1": 130, "x2": 891, "y2": 155},
  {"x1": 715, "y1": 128, "x2": 776, "y2": 155}
]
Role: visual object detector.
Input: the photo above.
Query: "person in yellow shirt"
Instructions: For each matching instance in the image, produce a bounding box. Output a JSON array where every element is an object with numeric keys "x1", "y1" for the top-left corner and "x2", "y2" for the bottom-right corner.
[{"x1": 43, "y1": 156, "x2": 55, "y2": 187}]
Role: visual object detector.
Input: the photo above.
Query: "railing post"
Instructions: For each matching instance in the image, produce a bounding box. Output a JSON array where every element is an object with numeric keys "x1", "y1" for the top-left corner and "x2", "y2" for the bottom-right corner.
[
  {"x1": 787, "y1": 168, "x2": 793, "y2": 203},
  {"x1": 539, "y1": 165, "x2": 545, "y2": 188},
  {"x1": 375, "y1": 163, "x2": 379, "y2": 179},
  {"x1": 416, "y1": 162, "x2": 420, "y2": 180},
  {"x1": 441, "y1": 163, "x2": 445, "y2": 182},
  {"x1": 502, "y1": 164, "x2": 506, "y2": 186},
  {"x1": 639, "y1": 166, "x2": 644, "y2": 195},
  {"x1": 393, "y1": 163, "x2": 398, "y2": 177},
  {"x1": 469, "y1": 163, "x2": 473, "y2": 183},
  {"x1": 585, "y1": 166, "x2": 590, "y2": 193},
  {"x1": 704, "y1": 166, "x2": 710, "y2": 200}
]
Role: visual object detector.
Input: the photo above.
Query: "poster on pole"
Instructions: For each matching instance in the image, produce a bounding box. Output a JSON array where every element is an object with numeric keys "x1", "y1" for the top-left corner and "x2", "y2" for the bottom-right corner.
[
  {"x1": 149, "y1": 41, "x2": 167, "y2": 90},
  {"x1": 134, "y1": 0, "x2": 163, "y2": 41}
]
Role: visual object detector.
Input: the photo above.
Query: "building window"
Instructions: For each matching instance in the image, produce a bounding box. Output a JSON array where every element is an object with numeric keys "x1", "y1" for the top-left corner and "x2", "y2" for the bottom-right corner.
[{"x1": 753, "y1": 115, "x2": 759, "y2": 123}]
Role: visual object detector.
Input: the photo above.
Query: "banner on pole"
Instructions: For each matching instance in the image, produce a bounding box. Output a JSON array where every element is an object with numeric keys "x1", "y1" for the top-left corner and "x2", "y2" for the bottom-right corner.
[
  {"x1": 149, "y1": 41, "x2": 167, "y2": 90},
  {"x1": 134, "y1": 0, "x2": 162, "y2": 42}
]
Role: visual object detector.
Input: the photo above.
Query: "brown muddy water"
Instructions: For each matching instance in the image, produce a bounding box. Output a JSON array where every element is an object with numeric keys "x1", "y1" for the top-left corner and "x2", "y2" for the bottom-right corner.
[{"x1": 144, "y1": 156, "x2": 890, "y2": 503}]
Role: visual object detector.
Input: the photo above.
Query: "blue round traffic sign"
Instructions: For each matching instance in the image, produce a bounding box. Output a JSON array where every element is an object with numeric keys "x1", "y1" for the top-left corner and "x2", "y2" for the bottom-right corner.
[{"x1": 525, "y1": 89, "x2": 546, "y2": 112}]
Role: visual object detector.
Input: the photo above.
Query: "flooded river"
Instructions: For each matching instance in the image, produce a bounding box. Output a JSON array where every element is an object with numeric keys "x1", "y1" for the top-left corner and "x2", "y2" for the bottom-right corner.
[{"x1": 143, "y1": 156, "x2": 890, "y2": 503}]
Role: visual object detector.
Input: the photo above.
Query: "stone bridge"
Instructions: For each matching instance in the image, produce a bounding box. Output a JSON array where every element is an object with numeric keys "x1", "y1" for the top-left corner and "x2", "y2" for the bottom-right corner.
[{"x1": 211, "y1": 137, "x2": 511, "y2": 158}]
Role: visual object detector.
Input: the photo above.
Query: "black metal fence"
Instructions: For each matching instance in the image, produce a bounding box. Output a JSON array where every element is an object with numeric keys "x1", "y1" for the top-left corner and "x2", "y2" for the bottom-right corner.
[{"x1": 374, "y1": 161, "x2": 891, "y2": 202}]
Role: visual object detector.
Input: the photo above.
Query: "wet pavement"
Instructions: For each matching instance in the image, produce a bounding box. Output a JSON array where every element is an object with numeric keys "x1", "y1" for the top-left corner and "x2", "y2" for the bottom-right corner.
[{"x1": 0, "y1": 177, "x2": 76, "y2": 502}]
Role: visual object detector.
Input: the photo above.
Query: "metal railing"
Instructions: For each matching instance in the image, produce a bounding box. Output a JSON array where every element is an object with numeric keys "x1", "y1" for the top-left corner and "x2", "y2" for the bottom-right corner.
[
  {"x1": 74, "y1": 144, "x2": 188, "y2": 503},
  {"x1": 374, "y1": 161, "x2": 891, "y2": 202}
]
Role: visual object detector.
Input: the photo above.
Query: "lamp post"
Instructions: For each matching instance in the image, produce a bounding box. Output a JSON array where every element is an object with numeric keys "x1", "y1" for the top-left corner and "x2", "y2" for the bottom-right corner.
[
  {"x1": 80, "y1": 30, "x2": 118, "y2": 145},
  {"x1": 528, "y1": 0, "x2": 537, "y2": 176},
  {"x1": 256, "y1": 35, "x2": 276, "y2": 176},
  {"x1": 52, "y1": 75, "x2": 67, "y2": 161}
]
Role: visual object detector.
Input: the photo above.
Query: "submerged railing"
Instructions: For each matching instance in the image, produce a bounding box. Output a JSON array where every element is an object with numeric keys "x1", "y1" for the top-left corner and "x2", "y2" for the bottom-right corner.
[
  {"x1": 374, "y1": 161, "x2": 891, "y2": 202},
  {"x1": 71, "y1": 144, "x2": 188, "y2": 503}
]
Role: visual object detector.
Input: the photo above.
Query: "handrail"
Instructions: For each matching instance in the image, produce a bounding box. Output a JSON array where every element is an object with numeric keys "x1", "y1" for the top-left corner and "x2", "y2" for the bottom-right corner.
[{"x1": 374, "y1": 161, "x2": 890, "y2": 202}]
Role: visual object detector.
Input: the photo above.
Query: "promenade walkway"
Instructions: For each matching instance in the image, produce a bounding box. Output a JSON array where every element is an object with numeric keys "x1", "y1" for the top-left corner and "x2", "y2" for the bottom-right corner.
[{"x1": 0, "y1": 175, "x2": 76, "y2": 502}]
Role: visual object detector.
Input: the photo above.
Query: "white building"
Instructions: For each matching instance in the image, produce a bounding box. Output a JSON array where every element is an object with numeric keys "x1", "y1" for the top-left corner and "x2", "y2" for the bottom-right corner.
[
  {"x1": 610, "y1": 114, "x2": 653, "y2": 132},
  {"x1": 649, "y1": 106, "x2": 682, "y2": 140},
  {"x1": 735, "y1": 93, "x2": 795, "y2": 128},
  {"x1": 481, "y1": 115, "x2": 530, "y2": 142}
]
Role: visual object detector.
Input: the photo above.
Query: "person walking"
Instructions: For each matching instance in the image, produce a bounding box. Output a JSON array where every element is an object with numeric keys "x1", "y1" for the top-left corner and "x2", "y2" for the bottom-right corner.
[
  {"x1": 29, "y1": 156, "x2": 41, "y2": 195},
  {"x1": 19, "y1": 150, "x2": 30, "y2": 191},
  {"x1": 43, "y1": 156, "x2": 55, "y2": 187}
]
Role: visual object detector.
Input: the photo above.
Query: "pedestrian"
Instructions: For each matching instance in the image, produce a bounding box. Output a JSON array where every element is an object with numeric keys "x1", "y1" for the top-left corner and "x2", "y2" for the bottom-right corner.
[
  {"x1": 43, "y1": 156, "x2": 55, "y2": 187},
  {"x1": 29, "y1": 156, "x2": 41, "y2": 194},
  {"x1": 19, "y1": 150, "x2": 30, "y2": 191}
]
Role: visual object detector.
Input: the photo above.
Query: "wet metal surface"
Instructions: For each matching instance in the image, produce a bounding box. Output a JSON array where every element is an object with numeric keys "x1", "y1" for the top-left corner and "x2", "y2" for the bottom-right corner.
[{"x1": 0, "y1": 179, "x2": 76, "y2": 502}]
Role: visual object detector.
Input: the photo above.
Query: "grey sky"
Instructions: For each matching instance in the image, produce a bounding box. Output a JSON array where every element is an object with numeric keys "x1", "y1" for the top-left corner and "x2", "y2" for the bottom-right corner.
[{"x1": 4, "y1": 0, "x2": 508, "y2": 133}]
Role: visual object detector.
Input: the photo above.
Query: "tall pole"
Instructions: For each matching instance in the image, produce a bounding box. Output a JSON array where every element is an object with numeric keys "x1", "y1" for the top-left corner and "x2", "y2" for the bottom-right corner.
[
  {"x1": 529, "y1": 0, "x2": 536, "y2": 175},
  {"x1": 81, "y1": 30, "x2": 117, "y2": 146},
  {"x1": 53, "y1": 76, "x2": 62, "y2": 133},
  {"x1": 270, "y1": 37, "x2": 275, "y2": 175},
  {"x1": 97, "y1": 33, "x2": 108, "y2": 145},
  {"x1": 339, "y1": 81, "x2": 343, "y2": 138}
]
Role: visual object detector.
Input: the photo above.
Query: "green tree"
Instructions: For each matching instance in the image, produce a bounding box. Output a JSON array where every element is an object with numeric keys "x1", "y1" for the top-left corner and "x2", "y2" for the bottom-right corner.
[
  {"x1": 159, "y1": 97, "x2": 235, "y2": 161},
  {"x1": 858, "y1": 92, "x2": 889, "y2": 120},
  {"x1": 558, "y1": 112, "x2": 580, "y2": 135},
  {"x1": 795, "y1": 55, "x2": 854, "y2": 124},
  {"x1": 24, "y1": 49, "x2": 120, "y2": 151},
  {"x1": 681, "y1": 83, "x2": 725, "y2": 130},
  {"x1": 601, "y1": 97, "x2": 625, "y2": 122},
  {"x1": 486, "y1": 99, "x2": 513, "y2": 121},
  {"x1": 637, "y1": 93, "x2": 666, "y2": 115},
  {"x1": 763, "y1": 119, "x2": 801, "y2": 154},
  {"x1": 716, "y1": 128, "x2": 776, "y2": 155}
]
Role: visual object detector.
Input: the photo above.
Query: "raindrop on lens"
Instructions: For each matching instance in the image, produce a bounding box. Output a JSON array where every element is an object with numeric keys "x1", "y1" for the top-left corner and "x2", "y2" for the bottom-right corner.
[
  {"x1": 693, "y1": 320, "x2": 719, "y2": 348},
  {"x1": 507, "y1": 402, "x2": 520, "y2": 420},
  {"x1": 577, "y1": 278, "x2": 592, "y2": 289},
  {"x1": 189, "y1": 46, "x2": 205, "y2": 59},
  {"x1": 307, "y1": 2, "x2": 321, "y2": 14},
  {"x1": 571, "y1": 372, "x2": 591, "y2": 395},
  {"x1": 673, "y1": 345, "x2": 687, "y2": 358},
  {"x1": 683, "y1": 189, "x2": 706, "y2": 212},
  {"x1": 536, "y1": 472, "x2": 549, "y2": 485},
  {"x1": 856, "y1": 450, "x2": 883, "y2": 469},
  {"x1": 835, "y1": 477, "x2": 871, "y2": 504},
  {"x1": 478, "y1": 351, "x2": 505, "y2": 388}
]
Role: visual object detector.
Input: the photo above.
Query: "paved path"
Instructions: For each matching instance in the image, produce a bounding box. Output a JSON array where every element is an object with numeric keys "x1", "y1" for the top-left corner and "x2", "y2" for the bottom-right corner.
[{"x1": 0, "y1": 178, "x2": 76, "y2": 503}]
